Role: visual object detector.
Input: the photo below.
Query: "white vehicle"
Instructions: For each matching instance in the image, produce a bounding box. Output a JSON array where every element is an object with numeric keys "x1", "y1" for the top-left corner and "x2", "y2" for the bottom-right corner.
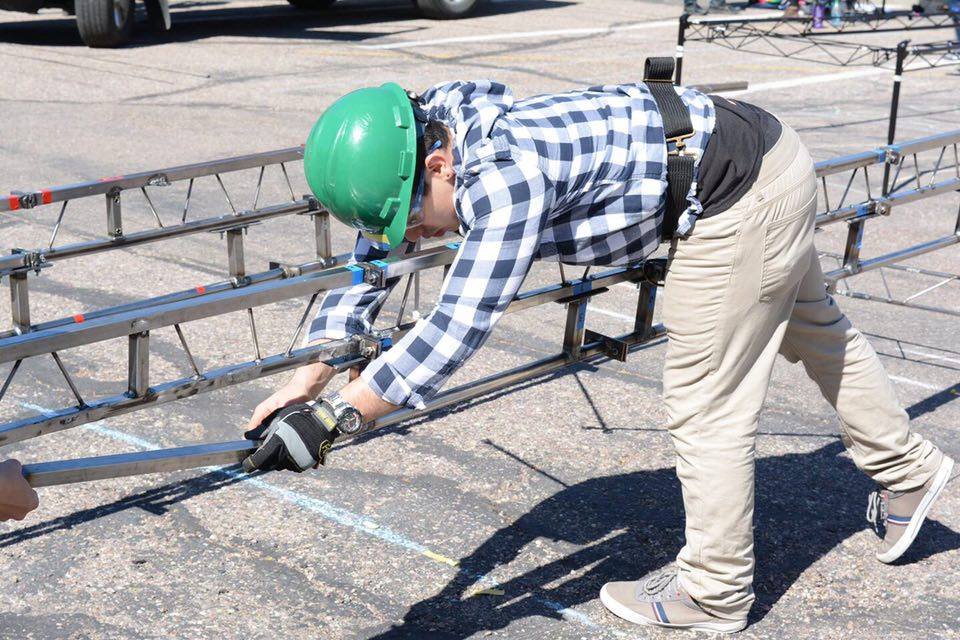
[{"x1": 0, "y1": 0, "x2": 482, "y2": 48}]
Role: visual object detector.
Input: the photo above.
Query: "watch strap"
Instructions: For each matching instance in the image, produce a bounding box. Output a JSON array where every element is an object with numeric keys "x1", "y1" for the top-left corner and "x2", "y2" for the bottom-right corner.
[
  {"x1": 325, "y1": 392, "x2": 355, "y2": 419},
  {"x1": 321, "y1": 392, "x2": 363, "y2": 435}
]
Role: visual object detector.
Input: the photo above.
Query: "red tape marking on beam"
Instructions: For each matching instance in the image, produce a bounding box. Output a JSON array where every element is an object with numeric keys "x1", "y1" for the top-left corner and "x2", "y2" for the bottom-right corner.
[
  {"x1": 195, "y1": 286, "x2": 206, "y2": 295},
  {"x1": 8, "y1": 195, "x2": 20, "y2": 211},
  {"x1": 41, "y1": 190, "x2": 52, "y2": 205},
  {"x1": 72, "y1": 314, "x2": 85, "y2": 324}
]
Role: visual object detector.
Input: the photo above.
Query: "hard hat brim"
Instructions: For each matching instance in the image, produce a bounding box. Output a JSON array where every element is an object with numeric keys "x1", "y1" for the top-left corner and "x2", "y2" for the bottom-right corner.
[{"x1": 379, "y1": 82, "x2": 418, "y2": 249}]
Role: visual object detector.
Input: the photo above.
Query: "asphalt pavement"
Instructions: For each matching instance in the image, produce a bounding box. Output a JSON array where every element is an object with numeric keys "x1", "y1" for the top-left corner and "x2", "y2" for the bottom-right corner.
[{"x1": 1, "y1": 1, "x2": 959, "y2": 638}]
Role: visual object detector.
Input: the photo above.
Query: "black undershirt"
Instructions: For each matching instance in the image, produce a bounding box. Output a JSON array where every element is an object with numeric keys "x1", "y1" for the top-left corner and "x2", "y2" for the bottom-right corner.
[{"x1": 698, "y1": 96, "x2": 783, "y2": 219}]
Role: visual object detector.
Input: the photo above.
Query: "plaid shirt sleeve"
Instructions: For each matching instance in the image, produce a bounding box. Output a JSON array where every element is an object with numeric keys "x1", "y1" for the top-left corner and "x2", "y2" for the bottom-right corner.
[
  {"x1": 307, "y1": 234, "x2": 411, "y2": 342},
  {"x1": 361, "y1": 159, "x2": 554, "y2": 409}
]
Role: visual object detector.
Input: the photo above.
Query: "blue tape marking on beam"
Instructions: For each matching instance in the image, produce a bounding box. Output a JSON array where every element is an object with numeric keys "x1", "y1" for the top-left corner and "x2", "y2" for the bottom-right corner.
[
  {"x1": 856, "y1": 203, "x2": 870, "y2": 218},
  {"x1": 381, "y1": 336, "x2": 393, "y2": 349},
  {"x1": 446, "y1": 242, "x2": 461, "y2": 250},
  {"x1": 370, "y1": 259, "x2": 389, "y2": 277},
  {"x1": 346, "y1": 264, "x2": 364, "y2": 285},
  {"x1": 875, "y1": 149, "x2": 887, "y2": 162}
]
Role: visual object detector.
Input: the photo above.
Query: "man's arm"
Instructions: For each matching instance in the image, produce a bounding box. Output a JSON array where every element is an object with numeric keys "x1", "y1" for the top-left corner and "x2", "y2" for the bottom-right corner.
[
  {"x1": 339, "y1": 158, "x2": 554, "y2": 421},
  {"x1": 245, "y1": 233, "x2": 410, "y2": 431},
  {"x1": 0, "y1": 459, "x2": 39, "y2": 522},
  {"x1": 241, "y1": 159, "x2": 552, "y2": 473},
  {"x1": 306, "y1": 233, "x2": 413, "y2": 343}
]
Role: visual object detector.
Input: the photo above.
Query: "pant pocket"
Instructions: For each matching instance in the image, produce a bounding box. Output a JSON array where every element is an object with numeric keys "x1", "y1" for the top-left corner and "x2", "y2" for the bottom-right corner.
[{"x1": 758, "y1": 200, "x2": 815, "y2": 303}]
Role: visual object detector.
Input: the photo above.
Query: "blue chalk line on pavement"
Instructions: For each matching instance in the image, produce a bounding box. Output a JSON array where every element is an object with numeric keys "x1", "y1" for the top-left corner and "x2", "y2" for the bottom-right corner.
[{"x1": 20, "y1": 402, "x2": 629, "y2": 639}]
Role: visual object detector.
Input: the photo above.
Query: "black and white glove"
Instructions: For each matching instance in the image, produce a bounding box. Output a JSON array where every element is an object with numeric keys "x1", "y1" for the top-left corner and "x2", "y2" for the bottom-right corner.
[{"x1": 242, "y1": 402, "x2": 337, "y2": 473}]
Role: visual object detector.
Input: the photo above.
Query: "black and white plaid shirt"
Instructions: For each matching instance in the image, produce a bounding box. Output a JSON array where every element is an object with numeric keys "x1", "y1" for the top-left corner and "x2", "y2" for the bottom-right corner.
[{"x1": 308, "y1": 80, "x2": 715, "y2": 409}]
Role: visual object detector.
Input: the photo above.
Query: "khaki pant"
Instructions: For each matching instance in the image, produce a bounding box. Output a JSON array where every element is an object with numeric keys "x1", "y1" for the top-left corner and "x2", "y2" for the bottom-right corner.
[{"x1": 662, "y1": 124, "x2": 943, "y2": 620}]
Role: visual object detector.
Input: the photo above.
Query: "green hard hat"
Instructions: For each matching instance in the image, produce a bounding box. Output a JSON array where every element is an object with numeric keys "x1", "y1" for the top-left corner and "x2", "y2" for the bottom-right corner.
[{"x1": 303, "y1": 82, "x2": 421, "y2": 249}]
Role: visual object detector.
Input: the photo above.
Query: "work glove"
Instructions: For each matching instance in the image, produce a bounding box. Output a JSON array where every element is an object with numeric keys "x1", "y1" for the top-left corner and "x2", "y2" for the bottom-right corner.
[{"x1": 242, "y1": 402, "x2": 337, "y2": 473}]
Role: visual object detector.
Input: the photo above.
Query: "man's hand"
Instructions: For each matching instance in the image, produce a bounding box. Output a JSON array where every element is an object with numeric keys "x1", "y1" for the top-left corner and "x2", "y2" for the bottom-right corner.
[
  {"x1": 242, "y1": 403, "x2": 338, "y2": 473},
  {"x1": 246, "y1": 380, "x2": 314, "y2": 433},
  {"x1": 245, "y1": 354, "x2": 340, "y2": 432},
  {"x1": 0, "y1": 459, "x2": 39, "y2": 522}
]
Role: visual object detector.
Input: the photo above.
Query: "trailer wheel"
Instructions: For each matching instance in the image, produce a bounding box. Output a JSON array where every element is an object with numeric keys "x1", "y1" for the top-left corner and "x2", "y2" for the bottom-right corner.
[
  {"x1": 286, "y1": 0, "x2": 336, "y2": 9},
  {"x1": 76, "y1": 0, "x2": 134, "y2": 47},
  {"x1": 415, "y1": 0, "x2": 478, "y2": 19}
]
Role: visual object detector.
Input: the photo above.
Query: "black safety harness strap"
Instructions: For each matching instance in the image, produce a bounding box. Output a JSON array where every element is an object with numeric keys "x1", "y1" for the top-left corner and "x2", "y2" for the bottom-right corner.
[{"x1": 643, "y1": 57, "x2": 696, "y2": 242}]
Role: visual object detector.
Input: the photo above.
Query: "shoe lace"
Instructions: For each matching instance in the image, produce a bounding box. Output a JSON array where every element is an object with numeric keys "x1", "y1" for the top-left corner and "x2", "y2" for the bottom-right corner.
[
  {"x1": 642, "y1": 570, "x2": 678, "y2": 596},
  {"x1": 866, "y1": 488, "x2": 888, "y2": 534}
]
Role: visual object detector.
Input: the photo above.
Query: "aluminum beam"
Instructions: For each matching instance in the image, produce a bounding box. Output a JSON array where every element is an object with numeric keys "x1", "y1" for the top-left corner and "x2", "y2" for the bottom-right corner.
[
  {"x1": 0, "y1": 261, "x2": 364, "y2": 363},
  {"x1": 0, "y1": 252, "x2": 352, "y2": 341},
  {"x1": 2, "y1": 147, "x2": 303, "y2": 212},
  {"x1": 23, "y1": 441, "x2": 256, "y2": 487},
  {"x1": 0, "y1": 199, "x2": 316, "y2": 277}
]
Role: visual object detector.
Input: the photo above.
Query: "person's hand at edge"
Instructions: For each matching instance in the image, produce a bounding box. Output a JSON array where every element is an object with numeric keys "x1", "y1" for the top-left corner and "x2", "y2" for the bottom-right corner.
[{"x1": 0, "y1": 459, "x2": 39, "y2": 522}]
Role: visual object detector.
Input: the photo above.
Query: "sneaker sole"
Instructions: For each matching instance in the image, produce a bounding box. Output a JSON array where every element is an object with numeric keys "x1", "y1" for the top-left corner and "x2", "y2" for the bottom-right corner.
[
  {"x1": 599, "y1": 584, "x2": 747, "y2": 634},
  {"x1": 877, "y1": 455, "x2": 955, "y2": 564}
]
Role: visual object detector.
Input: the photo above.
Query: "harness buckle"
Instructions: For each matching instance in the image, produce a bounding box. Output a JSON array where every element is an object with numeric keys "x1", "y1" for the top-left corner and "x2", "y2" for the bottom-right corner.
[{"x1": 666, "y1": 131, "x2": 696, "y2": 156}]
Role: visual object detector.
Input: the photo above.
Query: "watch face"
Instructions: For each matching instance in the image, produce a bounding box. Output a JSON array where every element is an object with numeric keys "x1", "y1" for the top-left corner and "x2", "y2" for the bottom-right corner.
[{"x1": 339, "y1": 410, "x2": 363, "y2": 435}]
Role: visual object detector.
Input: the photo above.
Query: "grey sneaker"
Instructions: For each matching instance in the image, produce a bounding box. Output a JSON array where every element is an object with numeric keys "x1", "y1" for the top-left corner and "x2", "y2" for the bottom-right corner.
[
  {"x1": 867, "y1": 455, "x2": 954, "y2": 564},
  {"x1": 600, "y1": 570, "x2": 747, "y2": 634}
]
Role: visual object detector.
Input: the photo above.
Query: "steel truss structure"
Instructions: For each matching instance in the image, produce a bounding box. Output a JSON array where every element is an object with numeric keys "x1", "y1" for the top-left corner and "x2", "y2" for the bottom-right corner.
[
  {"x1": 2, "y1": 128, "x2": 958, "y2": 486},
  {"x1": 815, "y1": 128, "x2": 960, "y2": 315},
  {"x1": 677, "y1": 11, "x2": 960, "y2": 75},
  {"x1": 675, "y1": 11, "x2": 960, "y2": 145}
]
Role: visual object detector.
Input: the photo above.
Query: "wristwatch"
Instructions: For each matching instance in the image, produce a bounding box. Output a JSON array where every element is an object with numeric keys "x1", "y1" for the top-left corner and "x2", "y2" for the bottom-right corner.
[{"x1": 318, "y1": 392, "x2": 364, "y2": 435}]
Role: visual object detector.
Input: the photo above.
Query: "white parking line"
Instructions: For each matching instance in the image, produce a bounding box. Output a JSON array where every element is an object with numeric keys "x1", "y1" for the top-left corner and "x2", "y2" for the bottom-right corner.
[
  {"x1": 887, "y1": 375, "x2": 948, "y2": 391},
  {"x1": 900, "y1": 347, "x2": 960, "y2": 367},
  {"x1": 359, "y1": 19, "x2": 678, "y2": 50},
  {"x1": 590, "y1": 306, "x2": 635, "y2": 322},
  {"x1": 720, "y1": 68, "x2": 888, "y2": 97},
  {"x1": 721, "y1": 59, "x2": 960, "y2": 98}
]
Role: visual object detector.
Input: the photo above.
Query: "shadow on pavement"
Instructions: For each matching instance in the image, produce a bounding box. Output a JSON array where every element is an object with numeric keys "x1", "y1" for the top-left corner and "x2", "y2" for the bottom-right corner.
[
  {"x1": 0, "y1": 0, "x2": 572, "y2": 47},
  {"x1": 365, "y1": 440, "x2": 960, "y2": 638},
  {"x1": 906, "y1": 382, "x2": 960, "y2": 420},
  {"x1": 0, "y1": 466, "x2": 248, "y2": 548}
]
